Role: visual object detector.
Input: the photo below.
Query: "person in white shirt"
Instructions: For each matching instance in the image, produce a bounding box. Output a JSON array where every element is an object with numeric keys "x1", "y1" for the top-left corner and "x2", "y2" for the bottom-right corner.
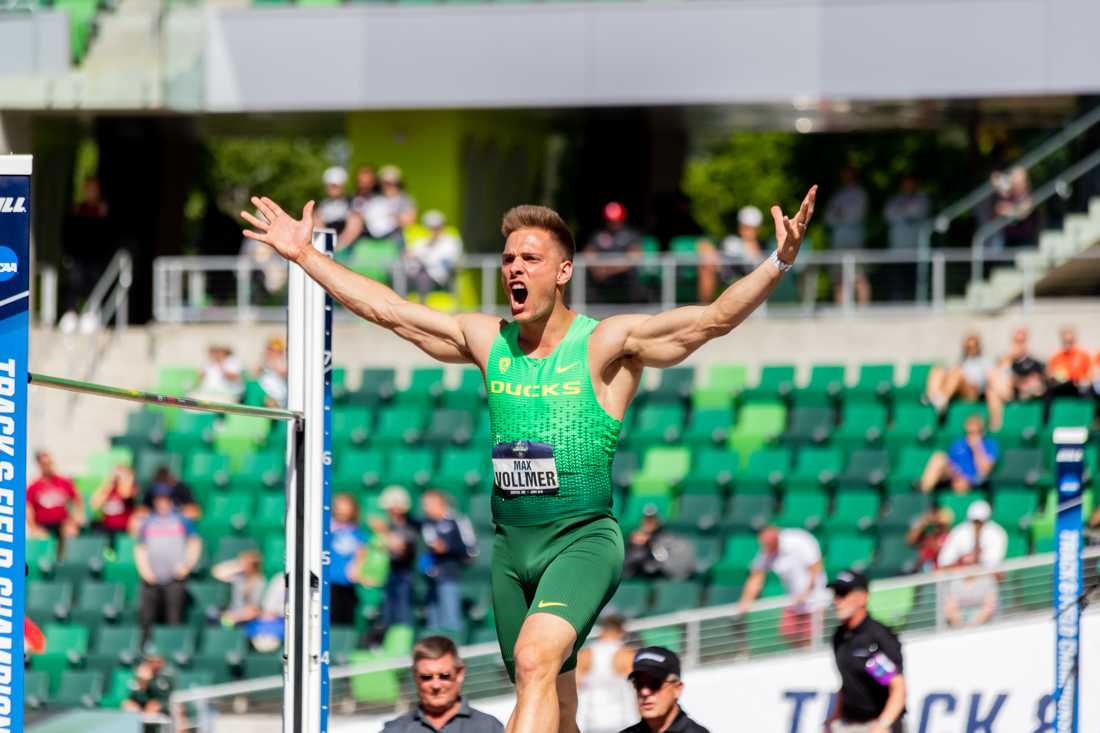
[
  {"x1": 576, "y1": 614, "x2": 637, "y2": 733},
  {"x1": 736, "y1": 526, "x2": 829, "y2": 646},
  {"x1": 824, "y1": 166, "x2": 870, "y2": 305},
  {"x1": 359, "y1": 165, "x2": 416, "y2": 244},
  {"x1": 192, "y1": 345, "x2": 245, "y2": 402},
  {"x1": 937, "y1": 500, "x2": 1007, "y2": 571},
  {"x1": 405, "y1": 210, "x2": 463, "y2": 299}
]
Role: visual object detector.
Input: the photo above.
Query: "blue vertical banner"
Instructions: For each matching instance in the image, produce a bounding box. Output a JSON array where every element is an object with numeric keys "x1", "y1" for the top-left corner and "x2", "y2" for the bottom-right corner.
[
  {"x1": 0, "y1": 155, "x2": 32, "y2": 733},
  {"x1": 1052, "y1": 426, "x2": 1087, "y2": 733},
  {"x1": 318, "y1": 230, "x2": 334, "y2": 733}
]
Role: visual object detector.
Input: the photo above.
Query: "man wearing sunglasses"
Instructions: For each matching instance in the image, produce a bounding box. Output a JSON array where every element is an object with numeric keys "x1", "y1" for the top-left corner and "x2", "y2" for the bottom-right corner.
[
  {"x1": 382, "y1": 635, "x2": 504, "y2": 732},
  {"x1": 617, "y1": 647, "x2": 709, "y2": 733},
  {"x1": 825, "y1": 571, "x2": 908, "y2": 733}
]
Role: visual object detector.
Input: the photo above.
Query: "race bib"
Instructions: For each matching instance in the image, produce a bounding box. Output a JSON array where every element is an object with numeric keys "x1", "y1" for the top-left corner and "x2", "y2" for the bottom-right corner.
[{"x1": 492, "y1": 441, "x2": 560, "y2": 497}]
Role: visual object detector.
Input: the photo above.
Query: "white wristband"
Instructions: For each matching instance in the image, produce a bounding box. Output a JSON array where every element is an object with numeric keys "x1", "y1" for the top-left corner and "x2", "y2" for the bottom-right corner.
[{"x1": 769, "y1": 250, "x2": 793, "y2": 273}]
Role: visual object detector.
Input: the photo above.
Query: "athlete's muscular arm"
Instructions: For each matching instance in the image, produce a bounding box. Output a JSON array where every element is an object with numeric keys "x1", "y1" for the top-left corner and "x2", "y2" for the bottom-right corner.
[
  {"x1": 592, "y1": 187, "x2": 816, "y2": 370},
  {"x1": 243, "y1": 196, "x2": 497, "y2": 366}
]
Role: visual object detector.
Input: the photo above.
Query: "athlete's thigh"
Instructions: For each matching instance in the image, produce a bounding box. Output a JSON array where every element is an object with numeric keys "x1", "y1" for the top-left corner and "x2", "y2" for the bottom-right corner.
[
  {"x1": 529, "y1": 518, "x2": 625, "y2": 671},
  {"x1": 491, "y1": 530, "x2": 532, "y2": 681}
]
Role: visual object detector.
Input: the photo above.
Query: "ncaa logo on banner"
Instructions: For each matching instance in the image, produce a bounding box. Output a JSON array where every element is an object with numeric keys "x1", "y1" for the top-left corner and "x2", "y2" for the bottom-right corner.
[{"x1": 0, "y1": 246, "x2": 17, "y2": 282}]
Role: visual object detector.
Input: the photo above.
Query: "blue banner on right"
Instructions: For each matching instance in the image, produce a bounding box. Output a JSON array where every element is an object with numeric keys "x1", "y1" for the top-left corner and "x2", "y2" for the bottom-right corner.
[{"x1": 1053, "y1": 427, "x2": 1087, "y2": 733}]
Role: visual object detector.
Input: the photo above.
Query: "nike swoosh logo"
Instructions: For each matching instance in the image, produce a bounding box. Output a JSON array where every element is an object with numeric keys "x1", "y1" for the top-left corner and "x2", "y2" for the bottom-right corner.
[
  {"x1": 555, "y1": 362, "x2": 579, "y2": 374},
  {"x1": 537, "y1": 601, "x2": 568, "y2": 609}
]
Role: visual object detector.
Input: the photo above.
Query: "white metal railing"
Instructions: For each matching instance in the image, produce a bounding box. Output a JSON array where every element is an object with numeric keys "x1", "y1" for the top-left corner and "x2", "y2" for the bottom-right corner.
[
  {"x1": 166, "y1": 546, "x2": 1100, "y2": 730},
  {"x1": 37, "y1": 264, "x2": 57, "y2": 327},
  {"x1": 153, "y1": 246, "x2": 1100, "y2": 325}
]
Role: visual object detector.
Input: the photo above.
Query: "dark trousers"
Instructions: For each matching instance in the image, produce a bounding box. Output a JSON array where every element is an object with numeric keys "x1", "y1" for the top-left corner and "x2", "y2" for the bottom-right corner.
[
  {"x1": 139, "y1": 580, "x2": 188, "y2": 640},
  {"x1": 381, "y1": 570, "x2": 414, "y2": 628},
  {"x1": 330, "y1": 583, "x2": 360, "y2": 626}
]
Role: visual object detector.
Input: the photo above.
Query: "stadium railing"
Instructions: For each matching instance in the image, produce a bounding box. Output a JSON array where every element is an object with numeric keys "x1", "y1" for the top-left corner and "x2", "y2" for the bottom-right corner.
[{"x1": 166, "y1": 545, "x2": 1100, "y2": 729}]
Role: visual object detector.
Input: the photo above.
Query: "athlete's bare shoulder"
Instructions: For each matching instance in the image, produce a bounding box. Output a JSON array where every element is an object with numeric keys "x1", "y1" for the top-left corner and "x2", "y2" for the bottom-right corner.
[
  {"x1": 455, "y1": 312, "x2": 508, "y2": 371},
  {"x1": 589, "y1": 313, "x2": 648, "y2": 368}
]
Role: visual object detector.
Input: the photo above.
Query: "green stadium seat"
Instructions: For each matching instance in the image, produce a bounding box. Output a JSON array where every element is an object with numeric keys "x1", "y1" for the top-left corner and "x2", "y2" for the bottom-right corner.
[
  {"x1": 24, "y1": 670, "x2": 49, "y2": 709},
  {"x1": 849, "y1": 363, "x2": 895, "y2": 403},
  {"x1": 896, "y1": 362, "x2": 933, "y2": 402},
  {"x1": 56, "y1": 535, "x2": 109, "y2": 580},
  {"x1": 201, "y1": 492, "x2": 255, "y2": 536},
  {"x1": 612, "y1": 450, "x2": 638, "y2": 490},
  {"x1": 887, "y1": 446, "x2": 936, "y2": 495},
  {"x1": 1031, "y1": 490, "x2": 1095, "y2": 547},
  {"x1": 331, "y1": 366, "x2": 349, "y2": 403},
  {"x1": 990, "y1": 448, "x2": 1043, "y2": 487},
  {"x1": 468, "y1": 495, "x2": 492, "y2": 531},
  {"x1": 870, "y1": 534, "x2": 912, "y2": 578},
  {"x1": 609, "y1": 580, "x2": 651, "y2": 618},
  {"x1": 690, "y1": 534, "x2": 724, "y2": 573},
  {"x1": 723, "y1": 494, "x2": 775, "y2": 532},
  {"x1": 236, "y1": 451, "x2": 285, "y2": 490},
  {"x1": 146, "y1": 625, "x2": 197, "y2": 666},
  {"x1": 382, "y1": 446, "x2": 436, "y2": 488},
  {"x1": 719, "y1": 533, "x2": 760, "y2": 569},
  {"x1": 783, "y1": 406, "x2": 835, "y2": 445},
  {"x1": 436, "y1": 448, "x2": 486, "y2": 489},
  {"x1": 995, "y1": 402, "x2": 1044, "y2": 446},
  {"x1": 630, "y1": 403, "x2": 686, "y2": 448},
  {"x1": 156, "y1": 365, "x2": 199, "y2": 396},
  {"x1": 183, "y1": 452, "x2": 231, "y2": 492},
  {"x1": 879, "y1": 494, "x2": 930, "y2": 530},
  {"x1": 32, "y1": 623, "x2": 89, "y2": 689},
  {"x1": 646, "y1": 367, "x2": 695, "y2": 403},
  {"x1": 329, "y1": 626, "x2": 360, "y2": 665},
  {"x1": 395, "y1": 367, "x2": 445, "y2": 407},
  {"x1": 739, "y1": 448, "x2": 792, "y2": 490},
  {"x1": 937, "y1": 493, "x2": 985, "y2": 526},
  {"x1": 706, "y1": 584, "x2": 742, "y2": 607},
  {"x1": 728, "y1": 402, "x2": 786, "y2": 459},
  {"x1": 194, "y1": 626, "x2": 248, "y2": 676},
  {"x1": 943, "y1": 402, "x2": 988, "y2": 436},
  {"x1": 71, "y1": 581, "x2": 124, "y2": 628},
  {"x1": 1049, "y1": 398, "x2": 1095, "y2": 429},
  {"x1": 332, "y1": 450, "x2": 384, "y2": 491},
  {"x1": 86, "y1": 624, "x2": 141, "y2": 676},
  {"x1": 1005, "y1": 529, "x2": 1030, "y2": 558},
  {"x1": 332, "y1": 406, "x2": 373, "y2": 450},
  {"x1": 85, "y1": 447, "x2": 134, "y2": 480},
  {"x1": 631, "y1": 446, "x2": 691, "y2": 492},
  {"x1": 867, "y1": 584, "x2": 915, "y2": 628},
  {"x1": 775, "y1": 491, "x2": 827, "y2": 530},
  {"x1": 135, "y1": 451, "x2": 183, "y2": 486},
  {"x1": 824, "y1": 533, "x2": 875, "y2": 575},
  {"x1": 786, "y1": 446, "x2": 843, "y2": 492},
  {"x1": 372, "y1": 406, "x2": 427, "y2": 447},
  {"x1": 838, "y1": 449, "x2": 889, "y2": 489},
  {"x1": 211, "y1": 536, "x2": 258, "y2": 566},
  {"x1": 244, "y1": 651, "x2": 284, "y2": 679},
  {"x1": 992, "y1": 488, "x2": 1039, "y2": 532},
  {"x1": 188, "y1": 581, "x2": 231, "y2": 625},
  {"x1": 27, "y1": 536, "x2": 57, "y2": 578},
  {"x1": 254, "y1": 493, "x2": 286, "y2": 533},
  {"x1": 215, "y1": 415, "x2": 272, "y2": 464},
  {"x1": 165, "y1": 412, "x2": 218, "y2": 454},
  {"x1": 833, "y1": 403, "x2": 888, "y2": 449},
  {"x1": 348, "y1": 367, "x2": 396, "y2": 406},
  {"x1": 884, "y1": 404, "x2": 938, "y2": 451},
  {"x1": 793, "y1": 364, "x2": 846, "y2": 404},
  {"x1": 828, "y1": 490, "x2": 881, "y2": 532},
  {"x1": 691, "y1": 363, "x2": 748, "y2": 410},
  {"x1": 742, "y1": 365, "x2": 796, "y2": 403},
  {"x1": 27, "y1": 580, "x2": 73, "y2": 623},
  {"x1": 682, "y1": 408, "x2": 734, "y2": 447},
  {"x1": 53, "y1": 670, "x2": 103, "y2": 708},
  {"x1": 651, "y1": 580, "x2": 703, "y2": 614},
  {"x1": 680, "y1": 448, "x2": 737, "y2": 494},
  {"x1": 100, "y1": 667, "x2": 136, "y2": 708},
  {"x1": 424, "y1": 408, "x2": 475, "y2": 446},
  {"x1": 673, "y1": 493, "x2": 723, "y2": 533}
]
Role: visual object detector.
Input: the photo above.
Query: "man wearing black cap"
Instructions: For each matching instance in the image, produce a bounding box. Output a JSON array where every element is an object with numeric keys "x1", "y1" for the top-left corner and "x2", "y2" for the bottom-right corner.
[
  {"x1": 617, "y1": 647, "x2": 709, "y2": 733},
  {"x1": 825, "y1": 570, "x2": 908, "y2": 733}
]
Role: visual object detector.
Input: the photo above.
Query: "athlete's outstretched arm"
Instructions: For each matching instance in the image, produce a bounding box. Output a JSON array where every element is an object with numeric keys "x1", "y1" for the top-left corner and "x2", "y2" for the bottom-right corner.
[
  {"x1": 243, "y1": 196, "x2": 496, "y2": 365},
  {"x1": 594, "y1": 186, "x2": 816, "y2": 368}
]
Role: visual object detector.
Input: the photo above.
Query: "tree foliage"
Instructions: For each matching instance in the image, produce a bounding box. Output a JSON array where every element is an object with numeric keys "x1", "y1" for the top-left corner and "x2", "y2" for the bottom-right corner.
[{"x1": 204, "y1": 137, "x2": 336, "y2": 218}]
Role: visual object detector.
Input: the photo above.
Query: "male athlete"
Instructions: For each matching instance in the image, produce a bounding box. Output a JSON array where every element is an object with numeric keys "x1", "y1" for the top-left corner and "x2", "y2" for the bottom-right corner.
[{"x1": 241, "y1": 185, "x2": 817, "y2": 733}]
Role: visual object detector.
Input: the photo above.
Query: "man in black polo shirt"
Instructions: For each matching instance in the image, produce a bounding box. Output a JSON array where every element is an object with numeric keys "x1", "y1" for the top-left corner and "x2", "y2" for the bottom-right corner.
[
  {"x1": 618, "y1": 647, "x2": 709, "y2": 733},
  {"x1": 825, "y1": 570, "x2": 908, "y2": 733}
]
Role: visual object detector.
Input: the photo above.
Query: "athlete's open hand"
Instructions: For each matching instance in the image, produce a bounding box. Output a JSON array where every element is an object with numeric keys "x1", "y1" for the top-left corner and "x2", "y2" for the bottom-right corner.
[
  {"x1": 772, "y1": 185, "x2": 817, "y2": 265},
  {"x1": 241, "y1": 196, "x2": 316, "y2": 265}
]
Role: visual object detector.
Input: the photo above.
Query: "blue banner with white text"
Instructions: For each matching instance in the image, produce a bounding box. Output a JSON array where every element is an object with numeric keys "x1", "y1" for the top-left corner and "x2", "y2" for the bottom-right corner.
[
  {"x1": 1053, "y1": 436, "x2": 1085, "y2": 733},
  {"x1": 0, "y1": 164, "x2": 31, "y2": 733}
]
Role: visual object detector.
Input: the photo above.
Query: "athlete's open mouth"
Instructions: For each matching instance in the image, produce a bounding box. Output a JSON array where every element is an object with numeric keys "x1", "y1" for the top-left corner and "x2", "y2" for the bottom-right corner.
[{"x1": 510, "y1": 283, "x2": 529, "y2": 306}]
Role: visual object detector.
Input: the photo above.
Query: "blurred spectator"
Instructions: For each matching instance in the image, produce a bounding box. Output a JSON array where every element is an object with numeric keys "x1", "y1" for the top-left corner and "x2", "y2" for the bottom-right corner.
[
  {"x1": 256, "y1": 336, "x2": 289, "y2": 407},
  {"x1": 122, "y1": 655, "x2": 171, "y2": 715},
  {"x1": 697, "y1": 205, "x2": 764, "y2": 302},
  {"x1": 405, "y1": 210, "x2": 463, "y2": 299},
  {"x1": 984, "y1": 327, "x2": 1046, "y2": 431},
  {"x1": 249, "y1": 574, "x2": 286, "y2": 653},
  {"x1": 577, "y1": 614, "x2": 636, "y2": 733},
  {"x1": 314, "y1": 166, "x2": 364, "y2": 247},
  {"x1": 991, "y1": 167, "x2": 1037, "y2": 249},
  {"x1": 90, "y1": 465, "x2": 138, "y2": 541},
  {"x1": 330, "y1": 492, "x2": 378, "y2": 626},
  {"x1": 212, "y1": 549, "x2": 269, "y2": 627},
  {"x1": 140, "y1": 466, "x2": 200, "y2": 521},
  {"x1": 624, "y1": 505, "x2": 665, "y2": 579},
  {"x1": 135, "y1": 485, "x2": 202, "y2": 639},
  {"x1": 420, "y1": 490, "x2": 477, "y2": 636},
  {"x1": 937, "y1": 500, "x2": 1007, "y2": 570},
  {"x1": 26, "y1": 450, "x2": 84, "y2": 546},
  {"x1": 884, "y1": 175, "x2": 930, "y2": 250},
  {"x1": 362, "y1": 165, "x2": 416, "y2": 245},
  {"x1": 943, "y1": 564, "x2": 999, "y2": 628},
  {"x1": 240, "y1": 225, "x2": 290, "y2": 302},
  {"x1": 1048, "y1": 326, "x2": 1093, "y2": 399},
  {"x1": 192, "y1": 345, "x2": 245, "y2": 403},
  {"x1": 369, "y1": 486, "x2": 419, "y2": 634},
  {"x1": 61, "y1": 175, "x2": 112, "y2": 318},
  {"x1": 74, "y1": 175, "x2": 108, "y2": 219},
  {"x1": 919, "y1": 414, "x2": 998, "y2": 494},
  {"x1": 925, "y1": 332, "x2": 992, "y2": 415},
  {"x1": 583, "y1": 202, "x2": 645, "y2": 304},
  {"x1": 382, "y1": 635, "x2": 503, "y2": 733},
  {"x1": 736, "y1": 526, "x2": 828, "y2": 646},
  {"x1": 351, "y1": 165, "x2": 378, "y2": 211},
  {"x1": 824, "y1": 166, "x2": 870, "y2": 305},
  {"x1": 905, "y1": 507, "x2": 955, "y2": 573}
]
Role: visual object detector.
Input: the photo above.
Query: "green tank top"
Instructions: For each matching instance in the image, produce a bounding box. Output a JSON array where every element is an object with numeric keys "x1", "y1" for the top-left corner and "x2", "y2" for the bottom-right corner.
[{"x1": 485, "y1": 314, "x2": 623, "y2": 527}]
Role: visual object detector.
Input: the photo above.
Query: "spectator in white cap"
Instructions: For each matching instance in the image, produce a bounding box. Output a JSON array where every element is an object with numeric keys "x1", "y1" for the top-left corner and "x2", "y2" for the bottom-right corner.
[
  {"x1": 405, "y1": 210, "x2": 463, "y2": 300},
  {"x1": 313, "y1": 166, "x2": 364, "y2": 247},
  {"x1": 697, "y1": 205, "x2": 766, "y2": 302},
  {"x1": 937, "y1": 500, "x2": 1007, "y2": 571},
  {"x1": 368, "y1": 486, "x2": 420, "y2": 632},
  {"x1": 361, "y1": 165, "x2": 416, "y2": 244}
]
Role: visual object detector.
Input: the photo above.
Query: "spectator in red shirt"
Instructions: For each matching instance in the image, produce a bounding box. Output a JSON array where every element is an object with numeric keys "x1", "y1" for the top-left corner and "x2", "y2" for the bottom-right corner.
[
  {"x1": 1048, "y1": 326, "x2": 1092, "y2": 398},
  {"x1": 905, "y1": 507, "x2": 954, "y2": 572},
  {"x1": 26, "y1": 451, "x2": 83, "y2": 545},
  {"x1": 90, "y1": 465, "x2": 139, "y2": 541}
]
